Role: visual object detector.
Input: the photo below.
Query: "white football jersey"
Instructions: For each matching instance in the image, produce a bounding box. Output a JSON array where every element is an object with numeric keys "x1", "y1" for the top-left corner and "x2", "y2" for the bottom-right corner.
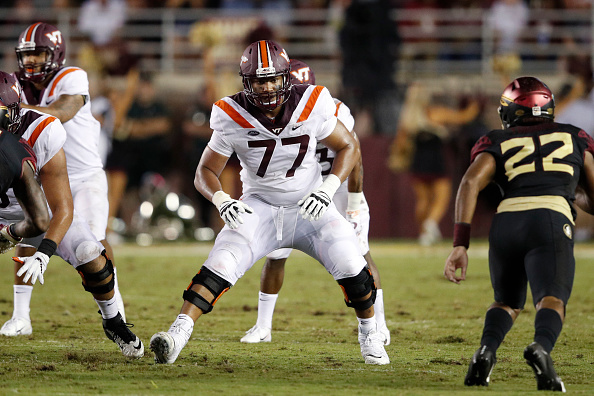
[
  {"x1": 208, "y1": 85, "x2": 338, "y2": 206},
  {"x1": 21, "y1": 67, "x2": 103, "y2": 180},
  {"x1": 0, "y1": 108, "x2": 67, "y2": 220}
]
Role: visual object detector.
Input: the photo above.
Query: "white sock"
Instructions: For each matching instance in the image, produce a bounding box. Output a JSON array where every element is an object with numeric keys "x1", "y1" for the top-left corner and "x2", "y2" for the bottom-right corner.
[
  {"x1": 169, "y1": 314, "x2": 194, "y2": 345},
  {"x1": 358, "y1": 315, "x2": 377, "y2": 335},
  {"x1": 374, "y1": 289, "x2": 386, "y2": 329},
  {"x1": 13, "y1": 285, "x2": 33, "y2": 320},
  {"x1": 112, "y1": 267, "x2": 126, "y2": 322},
  {"x1": 95, "y1": 296, "x2": 119, "y2": 319},
  {"x1": 256, "y1": 291, "x2": 278, "y2": 329}
]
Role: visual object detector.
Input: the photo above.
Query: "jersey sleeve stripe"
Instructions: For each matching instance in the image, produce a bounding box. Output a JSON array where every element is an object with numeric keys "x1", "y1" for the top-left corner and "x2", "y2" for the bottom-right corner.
[
  {"x1": 48, "y1": 68, "x2": 80, "y2": 97},
  {"x1": 25, "y1": 22, "x2": 42, "y2": 41},
  {"x1": 27, "y1": 116, "x2": 57, "y2": 148},
  {"x1": 214, "y1": 100, "x2": 255, "y2": 128},
  {"x1": 334, "y1": 101, "x2": 343, "y2": 117},
  {"x1": 297, "y1": 86, "x2": 324, "y2": 123}
]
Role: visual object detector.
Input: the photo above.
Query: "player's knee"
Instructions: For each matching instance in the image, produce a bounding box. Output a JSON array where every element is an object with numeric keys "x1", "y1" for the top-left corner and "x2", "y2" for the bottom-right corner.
[
  {"x1": 183, "y1": 267, "x2": 232, "y2": 314},
  {"x1": 77, "y1": 250, "x2": 114, "y2": 295},
  {"x1": 75, "y1": 240, "x2": 102, "y2": 265},
  {"x1": 337, "y1": 267, "x2": 376, "y2": 311}
]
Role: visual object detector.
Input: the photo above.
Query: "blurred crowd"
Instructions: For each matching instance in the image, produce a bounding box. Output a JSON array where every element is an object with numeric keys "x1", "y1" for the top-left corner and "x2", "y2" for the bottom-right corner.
[{"x1": 1, "y1": 0, "x2": 594, "y2": 244}]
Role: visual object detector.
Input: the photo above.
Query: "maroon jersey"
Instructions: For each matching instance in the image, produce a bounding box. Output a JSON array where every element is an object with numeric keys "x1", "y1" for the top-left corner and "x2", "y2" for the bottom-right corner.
[{"x1": 471, "y1": 122, "x2": 594, "y2": 220}]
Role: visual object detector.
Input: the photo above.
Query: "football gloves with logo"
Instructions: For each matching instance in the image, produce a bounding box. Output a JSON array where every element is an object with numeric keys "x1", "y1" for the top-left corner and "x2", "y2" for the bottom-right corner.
[
  {"x1": 14, "y1": 251, "x2": 49, "y2": 285},
  {"x1": 0, "y1": 224, "x2": 22, "y2": 254},
  {"x1": 212, "y1": 191, "x2": 254, "y2": 230},
  {"x1": 298, "y1": 174, "x2": 342, "y2": 221}
]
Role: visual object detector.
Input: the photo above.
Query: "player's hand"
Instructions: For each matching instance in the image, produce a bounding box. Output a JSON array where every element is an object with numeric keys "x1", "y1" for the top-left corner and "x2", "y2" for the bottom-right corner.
[
  {"x1": 444, "y1": 246, "x2": 468, "y2": 284},
  {"x1": 298, "y1": 190, "x2": 332, "y2": 221},
  {"x1": 212, "y1": 191, "x2": 253, "y2": 230},
  {"x1": 0, "y1": 224, "x2": 22, "y2": 254},
  {"x1": 14, "y1": 251, "x2": 49, "y2": 285}
]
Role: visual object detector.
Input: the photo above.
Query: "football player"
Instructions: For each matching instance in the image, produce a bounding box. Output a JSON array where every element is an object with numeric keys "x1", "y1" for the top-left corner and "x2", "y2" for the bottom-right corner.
[
  {"x1": 0, "y1": 71, "x2": 143, "y2": 358},
  {"x1": 239, "y1": 59, "x2": 390, "y2": 346},
  {"x1": 444, "y1": 76, "x2": 594, "y2": 391},
  {"x1": 2, "y1": 22, "x2": 133, "y2": 341},
  {"x1": 150, "y1": 41, "x2": 389, "y2": 365}
]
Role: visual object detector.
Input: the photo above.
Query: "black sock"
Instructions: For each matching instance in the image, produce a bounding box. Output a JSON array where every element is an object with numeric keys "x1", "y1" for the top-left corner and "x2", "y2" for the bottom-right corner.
[
  {"x1": 534, "y1": 308, "x2": 563, "y2": 353},
  {"x1": 480, "y1": 307, "x2": 514, "y2": 353}
]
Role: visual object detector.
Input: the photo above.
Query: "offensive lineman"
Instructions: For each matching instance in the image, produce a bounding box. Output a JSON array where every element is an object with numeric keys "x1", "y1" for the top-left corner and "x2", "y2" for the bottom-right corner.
[
  {"x1": 1, "y1": 23, "x2": 129, "y2": 339},
  {"x1": 444, "y1": 77, "x2": 594, "y2": 391},
  {"x1": 150, "y1": 40, "x2": 389, "y2": 365},
  {"x1": 0, "y1": 71, "x2": 143, "y2": 358},
  {"x1": 240, "y1": 59, "x2": 390, "y2": 345}
]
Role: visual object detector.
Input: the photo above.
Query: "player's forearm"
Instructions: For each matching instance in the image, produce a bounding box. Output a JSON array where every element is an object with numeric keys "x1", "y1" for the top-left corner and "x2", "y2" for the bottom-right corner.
[
  {"x1": 43, "y1": 207, "x2": 72, "y2": 246},
  {"x1": 347, "y1": 159, "x2": 363, "y2": 193},
  {"x1": 330, "y1": 142, "x2": 359, "y2": 184},
  {"x1": 22, "y1": 95, "x2": 83, "y2": 123},
  {"x1": 453, "y1": 179, "x2": 480, "y2": 224},
  {"x1": 195, "y1": 167, "x2": 223, "y2": 202}
]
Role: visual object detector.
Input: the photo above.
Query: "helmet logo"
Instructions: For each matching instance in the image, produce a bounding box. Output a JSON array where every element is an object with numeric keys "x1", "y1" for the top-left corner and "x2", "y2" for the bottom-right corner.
[
  {"x1": 240, "y1": 55, "x2": 248, "y2": 65},
  {"x1": 532, "y1": 106, "x2": 542, "y2": 116},
  {"x1": 291, "y1": 67, "x2": 310, "y2": 83},
  {"x1": 45, "y1": 31, "x2": 62, "y2": 45},
  {"x1": 279, "y1": 49, "x2": 289, "y2": 63},
  {"x1": 10, "y1": 84, "x2": 19, "y2": 96}
]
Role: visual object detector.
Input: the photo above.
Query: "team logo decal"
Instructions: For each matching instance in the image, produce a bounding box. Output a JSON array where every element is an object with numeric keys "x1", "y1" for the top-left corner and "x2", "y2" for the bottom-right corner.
[
  {"x1": 563, "y1": 224, "x2": 572, "y2": 239},
  {"x1": 247, "y1": 130, "x2": 259, "y2": 136}
]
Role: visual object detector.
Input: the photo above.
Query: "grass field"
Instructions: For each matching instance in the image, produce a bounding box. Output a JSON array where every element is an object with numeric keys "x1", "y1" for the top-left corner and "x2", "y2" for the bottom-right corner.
[{"x1": 0, "y1": 240, "x2": 593, "y2": 395}]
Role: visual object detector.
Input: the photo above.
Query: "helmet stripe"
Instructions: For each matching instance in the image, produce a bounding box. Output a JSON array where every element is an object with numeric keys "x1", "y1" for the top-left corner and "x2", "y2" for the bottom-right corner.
[
  {"x1": 259, "y1": 41, "x2": 269, "y2": 69},
  {"x1": 25, "y1": 22, "x2": 42, "y2": 42},
  {"x1": 297, "y1": 86, "x2": 324, "y2": 123}
]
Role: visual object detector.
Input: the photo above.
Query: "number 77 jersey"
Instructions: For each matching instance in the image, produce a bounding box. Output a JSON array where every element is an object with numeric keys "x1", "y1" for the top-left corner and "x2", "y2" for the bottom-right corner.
[
  {"x1": 471, "y1": 121, "x2": 594, "y2": 222},
  {"x1": 208, "y1": 84, "x2": 338, "y2": 206}
]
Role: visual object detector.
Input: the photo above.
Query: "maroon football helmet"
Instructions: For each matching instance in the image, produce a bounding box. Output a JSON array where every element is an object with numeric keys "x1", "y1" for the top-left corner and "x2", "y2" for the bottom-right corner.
[
  {"x1": 0, "y1": 71, "x2": 22, "y2": 134},
  {"x1": 289, "y1": 59, "x2": 316, "y2": 85},
  {"x1": 239, "y1": 40, "x2": 291, "y2": 110},
  {"x1": 498, "y1": 76, "x2": 555, "y2": 128},
  {"x1": 16, "y1": 22, "x2": 66, "y2": 83}
]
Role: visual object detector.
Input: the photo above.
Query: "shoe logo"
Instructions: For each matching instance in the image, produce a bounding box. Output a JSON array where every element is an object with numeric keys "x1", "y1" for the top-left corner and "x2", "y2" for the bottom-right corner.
[
  {"x1": 534, "y1": 365, "x2": 542, "y2": 375},
  {"x1": 133, "y1": 338, "x2": 143, "y2": 350},
  {"x1": 292, "y1": 124, "x2": 303, "y2": 131}
]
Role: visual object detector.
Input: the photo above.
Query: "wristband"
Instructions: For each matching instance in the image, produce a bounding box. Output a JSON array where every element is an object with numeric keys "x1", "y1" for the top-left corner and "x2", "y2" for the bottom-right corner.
[
  {"x1": 453, "y1": 222, "x2": 471, "y2": 249},
  {"x1": 37, "y1": 238, "x2": 57, "y2": 257},
  {"x1": 347, "y1": 192, "x2": 363, "y2": 212},
  {"x1": 212, "y1": 191, "x2": 231, "y2": 210}
]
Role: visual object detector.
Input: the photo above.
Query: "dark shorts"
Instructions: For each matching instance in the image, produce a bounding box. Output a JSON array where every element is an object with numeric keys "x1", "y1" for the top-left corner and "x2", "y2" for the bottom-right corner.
[{"x1": 488, "y1": 209, "x2": 575, "y2": 309}]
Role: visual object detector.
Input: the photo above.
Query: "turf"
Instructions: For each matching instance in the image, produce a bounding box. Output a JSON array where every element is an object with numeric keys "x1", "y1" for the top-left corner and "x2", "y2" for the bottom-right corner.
[{"x1": 0, "y1": 240, "x2": 592, "y2": 395}]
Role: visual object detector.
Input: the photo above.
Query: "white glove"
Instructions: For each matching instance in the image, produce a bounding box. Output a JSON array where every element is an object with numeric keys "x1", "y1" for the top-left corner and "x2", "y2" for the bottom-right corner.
[
  {"x1": 298, "y1": 174, "x2": 342, "y2": 221},
  {"x1": 0, "y1": 224, "x2": 22, "y2": 254},
  {"x1": 212, "y1": 191, "x2": 253, "y2": 230},
  {"x1": 14, "y1": 251, "x2": 49, "y2": 285}
]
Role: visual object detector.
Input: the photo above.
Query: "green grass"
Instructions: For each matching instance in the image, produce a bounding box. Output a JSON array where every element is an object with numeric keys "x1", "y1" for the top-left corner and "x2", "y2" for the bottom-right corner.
[{"x1": 0, "y1": 240, "x2": 593, "y2": 395}]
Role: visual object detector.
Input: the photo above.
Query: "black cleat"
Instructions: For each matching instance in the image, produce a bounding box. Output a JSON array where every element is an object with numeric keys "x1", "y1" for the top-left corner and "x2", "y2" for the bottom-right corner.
[
  {"x1": 524, "y1": 342, "x2": 566, "y2": 392},
  {"x1": 464, "y1": 345, "x2": 496, "y2": 386},
  {"x1": 102, "y1": 312, "x2": 144, "y2": 358}
]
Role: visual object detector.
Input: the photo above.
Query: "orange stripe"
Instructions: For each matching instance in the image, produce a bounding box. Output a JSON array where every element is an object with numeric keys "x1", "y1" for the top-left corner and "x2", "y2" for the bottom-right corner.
[
  {"x1": 49, "y1": 68, "x2": 79, "y2": 97},
  {"x1": 259, "y1": 41, "x2": 269, "y2": 68},
  {"x1": 25, "y1": 23, "x2": 42, "y2": 41},
  {"x1": 215, "y1": 100, "x2": 254, "y2": 128},
  {"x1": 27, "y1": 116, "x2": 56, "y2": 147},
  {"x1": 297, "y1": 86, "x2": 324, "y2": 123},
  {"x1": 334, "y1": 101, "x2": 343, "y2": 117}
]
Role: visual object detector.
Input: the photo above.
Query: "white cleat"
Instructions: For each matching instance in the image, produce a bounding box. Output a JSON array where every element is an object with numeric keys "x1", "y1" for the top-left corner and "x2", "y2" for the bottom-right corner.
[
  {"x1": 240, "y1": 325, "x2": 271, "y2": 343},
  {"x1": 359, "y1": 329, "x2": 390, "y2": 365},
  {"x1": 378, "y1": 325, "x2": 391, "y2": 346},
  {"x1": 151, "y1": 332, "x2": 182, "y2": 364},
  {"x1": 0, "y1": 317, "x2": 32, "y2": 336}
]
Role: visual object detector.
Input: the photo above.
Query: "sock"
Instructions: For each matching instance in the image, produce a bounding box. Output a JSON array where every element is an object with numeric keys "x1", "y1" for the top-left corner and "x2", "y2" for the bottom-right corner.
[
  {"x1": 255, "y1": 291, "x2": 278, "y2": 329},
  {"x1": 13, "y1": 285, "x2": 33, "y2": 320},
  {"x1": 169, "y1": 314, "x2": 194, "y2": 344},
  {"x1": 112, "y1": 267, "x2": 126, "y2": 322},
  {"x1": 534, "y1": 308, "x2": 563, "y2": 353},
  {"x1": 358, "y1": 315, "x2": 376, "y2": 334},
  {"x1": 480, "y1": 307, "x2": 514, "y2": 353},
  {"x1": 95, "y1": 296, "x2": 119, "y2": 320},
  {"x1": 374, "y1": 289, "x2": 386, "y2": 329}
]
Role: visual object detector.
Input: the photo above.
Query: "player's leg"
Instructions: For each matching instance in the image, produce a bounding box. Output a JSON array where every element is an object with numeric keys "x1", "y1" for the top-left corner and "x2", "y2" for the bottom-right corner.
[{"x1": 241, "y1": 251, "x2": 289, "y2": 343}]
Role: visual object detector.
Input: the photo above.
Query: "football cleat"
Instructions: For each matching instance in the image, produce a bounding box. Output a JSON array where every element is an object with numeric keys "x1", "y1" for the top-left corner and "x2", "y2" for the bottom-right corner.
[
  {"x1": 0, "y1": 317, "x2": 32, "y2": 336},
  {"x1": 359, "y1": 328, "x2": 390, "y2": 365},
  {"x1": 150, "y1": 332, "x2": 185, "y2": 364},
  {"x1": 240, "y1": 325, "x2": 272, "y2": 343},
  {"x1": 465, "y1": 345, "x2": 496, "y2": 386},
  {"x1": 102, "y1": 313, "x2": 144, "y2": 358},
  {"x1": 524, "y1": 342, "x2": 566, "y2": 392}
]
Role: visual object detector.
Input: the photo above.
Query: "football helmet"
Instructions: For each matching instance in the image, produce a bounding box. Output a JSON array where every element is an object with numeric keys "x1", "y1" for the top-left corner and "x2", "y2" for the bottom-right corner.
[
  {"x1": 498, "y1": 76, "x2": 555, "y2": 128},
  {"x1": 15, "y1": 22, "x2": 66, "y2": 83},
  {"x1": 239, "y1": 40, "x2": 291, "y2": 110},
  {"x1": 0, "y1": 71, "x2": 22, "y2": 134},
  {"x1": 289, "y1": 59, "x2": 316, "y2": 85}
]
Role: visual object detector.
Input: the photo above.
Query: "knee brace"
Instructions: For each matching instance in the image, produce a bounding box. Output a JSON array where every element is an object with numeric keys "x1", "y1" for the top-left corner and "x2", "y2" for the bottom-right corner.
[
  {"x1": 78, "y1": 250, "x2": 115, "y2": 295},
  {"x1": 183, "y1": 267, "x2": 231, "y2": 314},
  {"x1": 337, "y1": 267, "x2": 376, "y2": 311}
]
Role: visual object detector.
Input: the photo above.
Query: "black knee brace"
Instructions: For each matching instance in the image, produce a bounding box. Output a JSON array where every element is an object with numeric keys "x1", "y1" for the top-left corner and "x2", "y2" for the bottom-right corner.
[
  {"x1": 183, "y1": 267, "x2": 231, "y2": 314},
  {"x1": 337, "y1": 267, "x2": 376, "y2": 311},
  {"x1": 78, "y1": 250, "x2": 115, "y2": 295}
]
